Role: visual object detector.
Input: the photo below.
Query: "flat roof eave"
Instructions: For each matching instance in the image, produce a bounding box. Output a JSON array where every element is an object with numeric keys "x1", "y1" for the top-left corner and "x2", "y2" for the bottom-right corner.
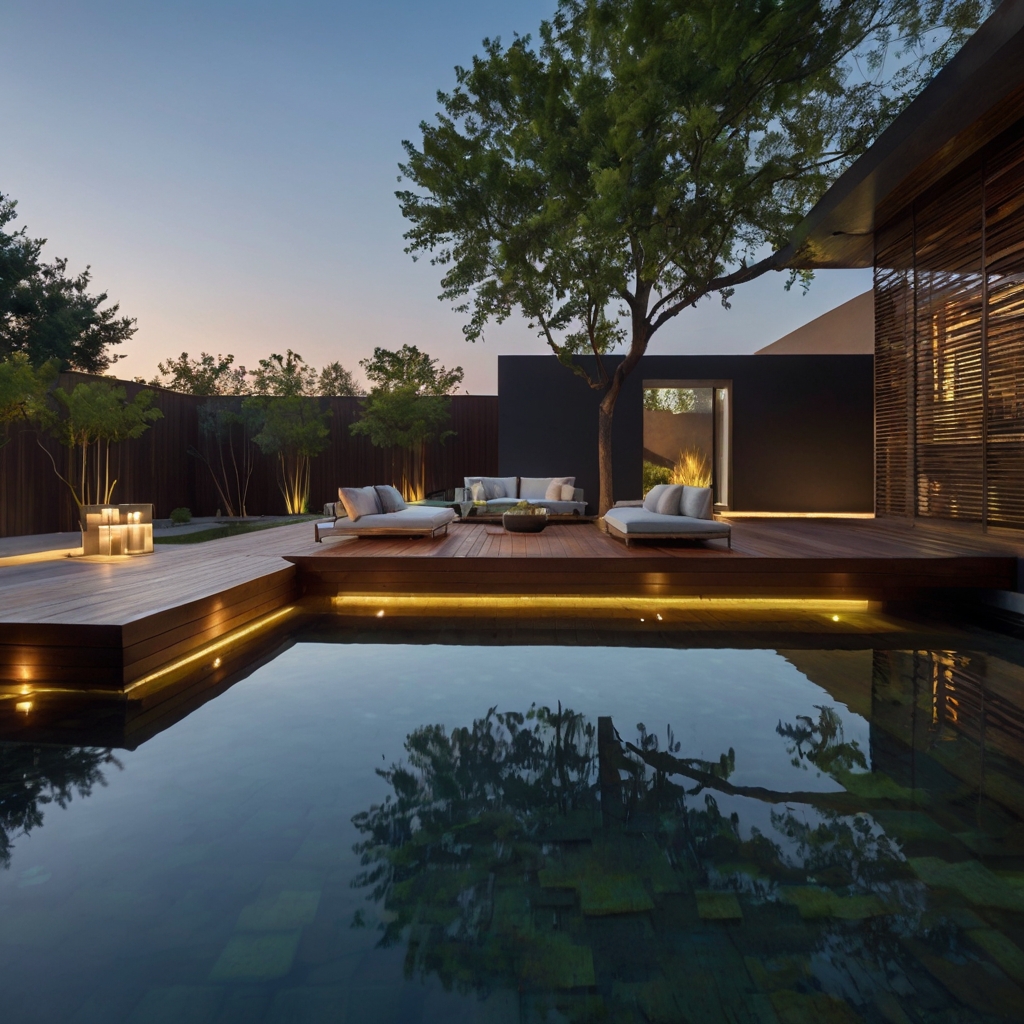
[{"x1": 785, "y1": 0, "x2": 1024, "y2": 270}]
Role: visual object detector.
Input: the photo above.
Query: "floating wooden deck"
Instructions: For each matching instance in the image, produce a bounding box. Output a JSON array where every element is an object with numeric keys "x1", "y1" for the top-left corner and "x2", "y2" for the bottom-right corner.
[
  {"x1": 0, "y1": 516, "x2": 1021, "y2": 696},
  {"x1": 0, "y1": 522, "x2": 319, "y2": 691},
  {"x1": 288, "y1": 517, "x2": 1020, "y2": 601}
]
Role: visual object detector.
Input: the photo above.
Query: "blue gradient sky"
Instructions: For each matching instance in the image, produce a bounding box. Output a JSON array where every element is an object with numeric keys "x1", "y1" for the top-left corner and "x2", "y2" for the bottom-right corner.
[{"x1": 1, "y1": 0, "x2": 871, "y2": 392}]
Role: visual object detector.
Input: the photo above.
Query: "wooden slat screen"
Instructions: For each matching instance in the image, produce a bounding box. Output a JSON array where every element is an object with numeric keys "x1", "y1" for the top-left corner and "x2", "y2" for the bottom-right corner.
[
  {"x1": 874, "y1": 215, "x2": 915, "y2": 517},
  {"x1": 913, "y1": 167, "x2": 985, "y2": 522},
  {"x1": 984, "y1": 132, "x2": 1024, "y2": 527}
]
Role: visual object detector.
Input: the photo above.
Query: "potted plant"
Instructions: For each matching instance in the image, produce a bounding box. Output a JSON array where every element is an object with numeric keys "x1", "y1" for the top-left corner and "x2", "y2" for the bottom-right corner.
[{"x1": 502, "y1": 501, "x2": 548, "y2": 534}]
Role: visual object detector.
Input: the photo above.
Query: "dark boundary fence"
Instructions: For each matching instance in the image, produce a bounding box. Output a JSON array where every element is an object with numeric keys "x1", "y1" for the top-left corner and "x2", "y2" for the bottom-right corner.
[{"x1": 0, "y1": 372, "x2": 499, "y2": 537}]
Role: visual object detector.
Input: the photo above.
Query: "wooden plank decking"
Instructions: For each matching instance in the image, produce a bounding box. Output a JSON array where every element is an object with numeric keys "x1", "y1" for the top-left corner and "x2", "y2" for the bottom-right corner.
[
  {"x1": 288, "y1": 517, "x2": 1021, "y2": 599},
  {"x1": 1, "y1": 515, "x2": 1021, "y2": 694}
]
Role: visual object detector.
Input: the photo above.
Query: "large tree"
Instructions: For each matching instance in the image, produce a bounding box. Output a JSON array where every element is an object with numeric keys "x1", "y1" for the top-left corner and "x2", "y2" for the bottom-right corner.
[
  {"x1": 398, "y1": 0, "x2": 991, "y2": 511},
  {"x1": 0, "y1": 194, "x2": 136, "y2": 372}
]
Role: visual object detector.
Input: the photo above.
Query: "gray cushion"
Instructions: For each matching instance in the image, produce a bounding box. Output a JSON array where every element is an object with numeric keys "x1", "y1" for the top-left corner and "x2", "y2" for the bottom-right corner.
[
  {"x1": 604, "y1": 507, "x2": 730, "y2": 536},
  {"x1": 338, "y1": 486, "x2": 382, "y2": 521},
  {"x1": 374, "y1": 485, "x2": 407, "y2": 513},
  {"x1": 520, "y1": 476, "x2": 569, "y2": 500},
  {"x1": 681, "y1": 486, "x2": 713, "y2": 520},
  {"x1": 465, "y1": 476, "x2": 517, "y2": 499},
  {"x1": 333, "y1": 506, "x2": 456, "y2": 533},
  {"x1": 643, "y1": 484, "x2": 670, "y2": 513}
]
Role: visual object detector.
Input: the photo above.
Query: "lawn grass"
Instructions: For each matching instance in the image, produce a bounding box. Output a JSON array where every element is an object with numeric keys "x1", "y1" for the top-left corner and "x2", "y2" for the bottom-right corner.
[{"x1": 155, "y1": 515, "x2": 319, "y2": 545}]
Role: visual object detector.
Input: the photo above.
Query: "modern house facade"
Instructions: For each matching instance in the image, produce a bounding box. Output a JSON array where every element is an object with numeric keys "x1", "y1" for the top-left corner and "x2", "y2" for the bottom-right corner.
[
  {"x1": 498, "y1": 354, "x2": 874, "y2": 514},
  {"x1": 789, "y1": 0, "x2": 1024, "y2": 529}
]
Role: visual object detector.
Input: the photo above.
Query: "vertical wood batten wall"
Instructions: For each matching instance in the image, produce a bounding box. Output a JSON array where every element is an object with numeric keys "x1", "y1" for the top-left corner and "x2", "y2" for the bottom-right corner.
[
  {"x1": 875, "y1": 119, "x2": 1024, "y2": 527},
  {"x1": 0, "y1": 377, "x2": 498, "y2": 538}
]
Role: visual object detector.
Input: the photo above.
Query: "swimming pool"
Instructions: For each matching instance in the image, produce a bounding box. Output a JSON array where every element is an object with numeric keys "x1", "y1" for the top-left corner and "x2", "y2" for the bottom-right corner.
[{"x1": 2, "y1": 631, "x2": 1024, "y2": 1022}]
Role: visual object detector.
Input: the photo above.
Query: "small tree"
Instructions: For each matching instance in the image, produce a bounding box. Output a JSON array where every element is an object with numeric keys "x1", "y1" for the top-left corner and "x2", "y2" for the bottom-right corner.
[
  {"x1": 0, "y1": 354, "x2": 55, "y2": 450},
  {"x1": 151, "y1": 351, "x2": 251, "y2": 395},
  {"x1": 318, "y1": 361, "x2": 360, "y2": 396},
  {"x1": 190, "y1": 399, "x2": 260, "y2": 517},
  {"x1": 244, "y1": 350, "x2": 332, "y2": 513},
  {"x1": 247, "y1": 395, "x2": 331, "y2": 513},
  {"x1": 41, "y1": 381, "x2": 162, "y2": 508},
  {"x1": 350, "y1": 345, "x2": 463, "y2": 498}
]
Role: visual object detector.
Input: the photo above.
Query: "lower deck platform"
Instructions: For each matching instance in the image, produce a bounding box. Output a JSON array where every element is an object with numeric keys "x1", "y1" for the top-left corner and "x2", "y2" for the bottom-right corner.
[{"x1": 1, "y1": 516, "x2": 1022, "y2": 696}]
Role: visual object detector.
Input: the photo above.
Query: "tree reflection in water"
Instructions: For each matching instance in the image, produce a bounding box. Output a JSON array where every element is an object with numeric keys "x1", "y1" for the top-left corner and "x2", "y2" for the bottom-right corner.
[
  {"x1": 352, "y1": 700, "x2": 1024, "y2": 1022},
  {"x1": 0, "y1": 743, "x2": 121, "y2": 868}
]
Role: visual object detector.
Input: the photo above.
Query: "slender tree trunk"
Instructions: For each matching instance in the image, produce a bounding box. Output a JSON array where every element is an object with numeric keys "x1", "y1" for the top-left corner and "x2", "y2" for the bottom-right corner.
[{"x1": 597, "y1": 385, "x2": 618, "y2": 516}]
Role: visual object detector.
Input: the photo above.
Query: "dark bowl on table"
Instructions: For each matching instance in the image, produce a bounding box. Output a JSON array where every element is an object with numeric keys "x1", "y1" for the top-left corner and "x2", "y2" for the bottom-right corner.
[{"x1": 502, "y1": 510, "x2": 548, "y2": 533}]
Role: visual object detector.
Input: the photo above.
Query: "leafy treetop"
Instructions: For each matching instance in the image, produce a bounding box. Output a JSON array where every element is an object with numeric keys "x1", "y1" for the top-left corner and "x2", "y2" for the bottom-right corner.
[{"x1": 0, "y1": 193, "x2": 136, "y2": 372}]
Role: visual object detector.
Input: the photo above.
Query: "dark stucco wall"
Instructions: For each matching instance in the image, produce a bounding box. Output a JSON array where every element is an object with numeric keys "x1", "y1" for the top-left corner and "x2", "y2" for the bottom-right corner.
[{"x1": 497, "y1": 354, "x2": 874, "y2": 513}]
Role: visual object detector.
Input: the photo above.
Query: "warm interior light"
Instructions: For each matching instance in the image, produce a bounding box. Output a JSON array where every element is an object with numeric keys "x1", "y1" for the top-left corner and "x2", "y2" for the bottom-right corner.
[
  {"x1": 213, "y1": 657, "x2": 222, "y2": 668},
  {"x1": 15, "y1": 701, "x2": 32, "y2": 713},
  {"x1": 832, "y1": 615, "x2": 840, "y2": 622},
  {"x1": 376, "y1": 610, "x2": 385, "y2": 618},
  {"x1": 656, "y1": 614, "x2": 663, "y2": 621}
]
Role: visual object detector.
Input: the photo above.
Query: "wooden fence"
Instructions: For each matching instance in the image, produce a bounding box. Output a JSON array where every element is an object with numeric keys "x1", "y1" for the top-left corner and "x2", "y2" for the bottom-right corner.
[{"x1": 0, "y1": 372, "x2": 499, "y2": 537}]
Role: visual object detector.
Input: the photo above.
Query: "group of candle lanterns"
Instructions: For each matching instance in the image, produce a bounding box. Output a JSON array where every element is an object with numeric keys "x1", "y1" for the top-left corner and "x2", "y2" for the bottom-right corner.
[{"x1": 80, "y1": 504, "x2": 154, "y2": 556}]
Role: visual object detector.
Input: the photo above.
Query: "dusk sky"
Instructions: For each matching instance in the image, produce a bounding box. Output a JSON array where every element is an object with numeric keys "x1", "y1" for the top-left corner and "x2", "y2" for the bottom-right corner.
[{"x1": 2, "y1": 0, "x2": 872, "y2": 393}]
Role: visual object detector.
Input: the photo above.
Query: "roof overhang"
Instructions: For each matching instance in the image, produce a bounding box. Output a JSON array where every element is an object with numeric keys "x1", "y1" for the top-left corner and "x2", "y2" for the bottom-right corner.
[{"x1": 783, "y1": 0, "x2": 1024, "y2": 270}]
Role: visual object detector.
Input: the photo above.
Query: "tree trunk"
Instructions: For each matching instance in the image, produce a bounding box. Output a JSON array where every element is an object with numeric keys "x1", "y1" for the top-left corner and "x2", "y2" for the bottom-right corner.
[{"x1": 597, "y1": 387, "x2": 617, "y2": 516}]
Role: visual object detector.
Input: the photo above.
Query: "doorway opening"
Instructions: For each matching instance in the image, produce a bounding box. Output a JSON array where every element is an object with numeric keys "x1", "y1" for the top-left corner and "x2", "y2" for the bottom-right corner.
[{"x1": 642, "y1": 381, "x2": 732, "y2": 509}]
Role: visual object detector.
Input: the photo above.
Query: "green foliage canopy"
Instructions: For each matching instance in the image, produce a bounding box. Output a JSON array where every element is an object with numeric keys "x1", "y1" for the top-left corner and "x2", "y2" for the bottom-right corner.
[
  {"x1": 0, "y1": 354, "x2": 56, "y2": 448},
  {"x1": 0, "y1": 194, "x2": 136, "y2": 372},
  {"x1": 397, "y1": 0, "x2": 992, "y2": 510}
]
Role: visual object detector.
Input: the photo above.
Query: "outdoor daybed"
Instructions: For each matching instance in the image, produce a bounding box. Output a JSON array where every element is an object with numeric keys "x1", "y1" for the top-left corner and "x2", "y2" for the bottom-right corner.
[
  {"x1": 314, "y1": 485, "x2": 456, "y2": 542},
  {"x1": 455, "y1": 476, "x2": 587, "y2": 515},
  {"x1": 603, "y1": 484, "x2": 731, "y2": 547}
]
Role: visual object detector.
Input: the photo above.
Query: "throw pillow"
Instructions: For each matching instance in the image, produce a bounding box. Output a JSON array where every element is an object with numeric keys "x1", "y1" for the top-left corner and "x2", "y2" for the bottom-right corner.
[
  {"x1": 490, "y1": 480, "x2": 506, "y2": 498},
  {"x1": 544, "y1": 476, "x2": 573, "y2": 500},
  {"x1": 470, "y1": 481, "x2": 487, "y2": 501},
  {"x1": 654, "y1": 484, "x2": 684, "y2": 516},
  {"x1": 560, "y1": 484, "x2": 575, "y2": 501},
  {"x1": 374, "y1": 485, "x2": 407, "y2": 513},
  {"x1": 338, "y1": 486, "x2": 382, "y2": 522},
  {"x1": 682, "y1": 486, "x2": 713, "y2": 520},
  {"x1": 643, "y1": 484, "x2": 669, "y2": 513}
]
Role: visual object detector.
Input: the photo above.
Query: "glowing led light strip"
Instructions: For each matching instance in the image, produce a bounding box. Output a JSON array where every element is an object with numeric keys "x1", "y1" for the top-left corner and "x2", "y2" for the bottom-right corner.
[
  {"x1": 124, "y1": 605, "x2": 297, "y2": 693},
  {"x1": 331, "y1": 595, "x2": 871, "y2": 613}
]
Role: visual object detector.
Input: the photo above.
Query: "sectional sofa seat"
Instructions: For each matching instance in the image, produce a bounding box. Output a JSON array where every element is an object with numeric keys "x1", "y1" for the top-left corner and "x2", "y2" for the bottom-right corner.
[
  {"x1": 455, "y1": 476, "x2": 587, "y2": 515},
  {"x1": 314, "y1": 485, "x2": 456, "y2": 541},
  {"x1": 603, "y1": 484, "x2": 731, "y2": 547}
]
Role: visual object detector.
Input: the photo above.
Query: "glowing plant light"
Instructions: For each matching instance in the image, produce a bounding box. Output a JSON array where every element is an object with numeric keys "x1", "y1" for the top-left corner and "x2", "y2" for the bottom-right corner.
[{"x1": 15, "y1": 701, "x2": 32, "y2": 713}]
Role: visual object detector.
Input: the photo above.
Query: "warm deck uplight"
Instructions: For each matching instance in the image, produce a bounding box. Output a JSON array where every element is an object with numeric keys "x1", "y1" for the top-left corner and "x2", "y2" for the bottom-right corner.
[{"x1": 15, "y1": 701, "x2": 32, "y2": 713}]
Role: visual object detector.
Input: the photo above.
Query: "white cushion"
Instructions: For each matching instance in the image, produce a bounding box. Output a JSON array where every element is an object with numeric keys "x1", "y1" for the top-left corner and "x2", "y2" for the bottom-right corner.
[
  {"x1": 470, "y1": 481, "x2": 487, "y2": 501},
  {"x1": 560, "y1": 484, "x2": 574, "y2": 500},
  {"x1": 338, "y1": 486, "x2": 382, "y2": 521},
  {"x1": 681, "y1": 486, "x2": 713, "y2": 520},
  {"x1": 520, "y1": 476, "x2": 573, "y2": 500},
  {"x1": 544, "y1": 476, "x2": 573, "y2": 500}
]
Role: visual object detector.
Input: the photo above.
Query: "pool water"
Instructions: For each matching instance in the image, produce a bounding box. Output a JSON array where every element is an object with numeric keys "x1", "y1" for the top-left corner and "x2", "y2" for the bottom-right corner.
[{"x1": 3, "y1": 637, "x2": 1024, "y2": 1022}]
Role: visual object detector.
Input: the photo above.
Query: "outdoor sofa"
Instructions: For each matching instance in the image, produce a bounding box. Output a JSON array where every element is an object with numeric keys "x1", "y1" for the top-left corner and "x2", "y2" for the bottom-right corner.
[
  {"x1": 455, "y1": 476, "x2": 587, "y2": 515},
  {"x1": 314, "y1": 485, "x2": 456, "y2": 542},
  {"x1": 603, "y1": 484, "x2": 731, "y2": 547}
]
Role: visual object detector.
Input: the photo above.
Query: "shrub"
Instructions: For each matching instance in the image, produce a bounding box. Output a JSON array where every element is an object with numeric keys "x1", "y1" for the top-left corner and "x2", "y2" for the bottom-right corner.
[
  {"x1": 642, "y1": 460, "x2": 670, "y2": 495},
  {"x1": 169, "y1": 507, "x2": 192, "y2": 525}
]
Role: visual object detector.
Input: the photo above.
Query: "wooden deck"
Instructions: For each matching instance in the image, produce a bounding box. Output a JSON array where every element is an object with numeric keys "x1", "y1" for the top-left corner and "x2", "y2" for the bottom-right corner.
[
  {"x1": 0, "y1": 522, "x2": 322, "y2": 691},
  {"x1": 1, "y1": 515, "x2": 1021, "y2": 696},
  {"x1": 288, "y1": 517, "x2": 1021, "y2": 600}
]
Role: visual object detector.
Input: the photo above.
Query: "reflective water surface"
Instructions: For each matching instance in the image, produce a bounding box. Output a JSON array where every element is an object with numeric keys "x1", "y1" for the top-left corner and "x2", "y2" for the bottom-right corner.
[{"x1": 3, "y1": 638, "x2": 1024, "y2": 1022}]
